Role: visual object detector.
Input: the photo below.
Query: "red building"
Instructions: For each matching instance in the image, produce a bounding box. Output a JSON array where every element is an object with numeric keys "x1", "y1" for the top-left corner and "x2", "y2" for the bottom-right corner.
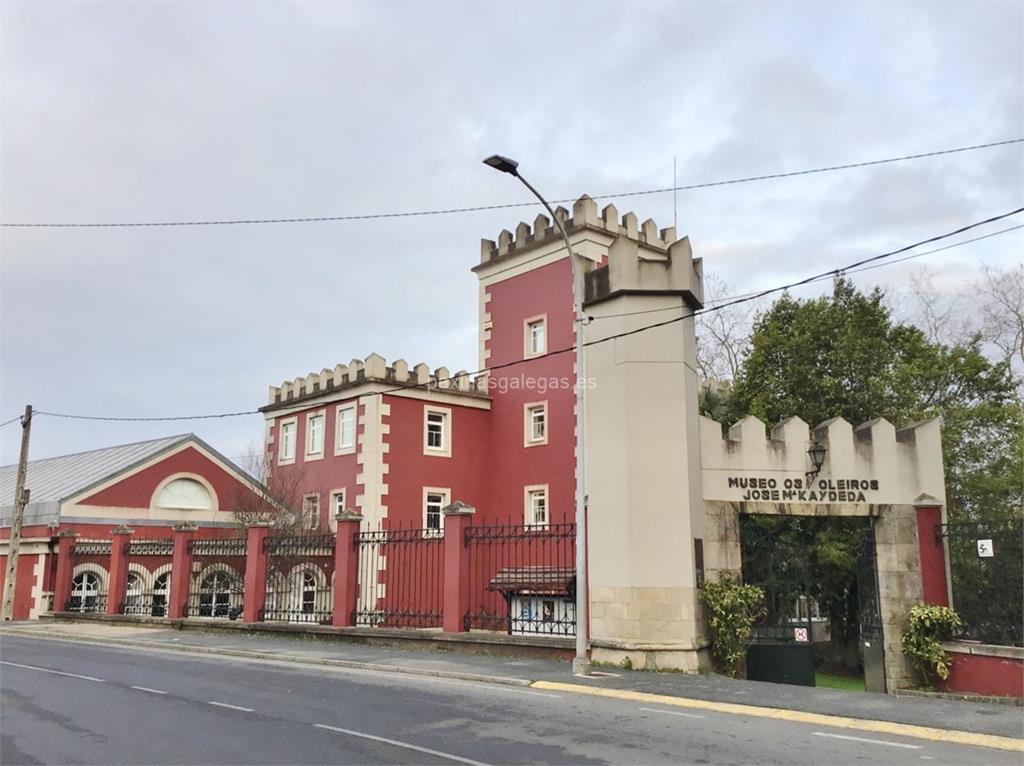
[
  {"x1": 0, "y1": 434, "x2": 261, "y2": 620},
  {"x1": 260, "y1": 195, "x2": 633, "y2": 534}
]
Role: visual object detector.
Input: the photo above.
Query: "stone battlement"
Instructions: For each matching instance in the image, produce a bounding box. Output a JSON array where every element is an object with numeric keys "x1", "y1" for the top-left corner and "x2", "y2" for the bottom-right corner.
[
  {"x1": 478, "y1": 195, "x2": 678, "y2": 266},
  {"x1": 263, "y1": 353, "x2": 488, "y2": 410},
  {"x1": 700, "y1": 414, "x2": 945, "y2": 507}
]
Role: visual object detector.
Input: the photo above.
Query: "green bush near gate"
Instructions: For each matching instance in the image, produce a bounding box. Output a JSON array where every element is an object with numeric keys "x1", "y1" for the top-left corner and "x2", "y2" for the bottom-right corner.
[
  {"x1": 699, "y1": 576, "x2": 766, "y2": 678},
  {"x1": 901, "y1": 604, "x2": 962, "y2": 686}
]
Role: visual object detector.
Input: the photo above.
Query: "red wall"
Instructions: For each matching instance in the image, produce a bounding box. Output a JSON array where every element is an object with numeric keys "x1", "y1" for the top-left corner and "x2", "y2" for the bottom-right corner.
[
  {"x1": 0, "y1": 549, "x2": 43, "y2": 620},
  {"x1": 269, "y1": 396, "x2": 362, "y2": 530},
  {"x1": 382, "y1": 394, "x2": 491, "y2": 528},
  {"x1": 77, "y1": 446, "x2": 257, "y2": 514},
  {"x1": 940, "y1": 649, "x2": 1024, "y2": 698},
  {"x1": 916, "y1": 506, "x2": 949, "y2": 606},
  {"x1": 483, "y1": 257, "x2": 576, "y2": 524}
]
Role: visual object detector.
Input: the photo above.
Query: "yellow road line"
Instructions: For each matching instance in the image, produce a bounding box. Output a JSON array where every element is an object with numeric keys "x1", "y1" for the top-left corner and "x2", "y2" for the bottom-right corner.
[{"x1": 531, "y1": 681, "x2": 1024, "y2": 753}]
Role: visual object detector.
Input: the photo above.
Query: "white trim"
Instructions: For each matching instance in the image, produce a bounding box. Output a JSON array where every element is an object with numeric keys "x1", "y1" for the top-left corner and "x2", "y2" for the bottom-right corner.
[
  {"x1": 524, "y1": 400, "x2": 548, "y2": 447},
  {"x1": 150, "y1": 473, "x2": 219, "y2": 512},
  {"x1": 523, "y1": 313, "x2": 548, "y2": 358},
  {"x1": 524, "y1": 484, "x2": 550, "y2": 528},
  {"x1": 262, "y1": 382, "x2": 490, "y2": 421},
  {"x1": 423, "y1": 405, "x2": 452, "y2": 458},
  {"x1": 278, "y1": 417, "x2": 298, "y2": 465},
  {"x1": 422, "y1": 487, "x2": 450, "y2": 535},
  {"x1": 334, "y1": 403, "x2": 358, "y2": 456},
  {"x1": 71, "y1": 563, "x2": 109, "y2": 590},
  {"x1": 328, "y1": 488, "x2": 346, "y2": 532},
  {"x1": 305, "y1": 410, "x2": 327, "y2": 461},
  {"x1": 195, "y1": 562, "x2": 243, "y2": 585},
  {"x1": 28, "y1": 553, "x2": 46, "y2": 619}
]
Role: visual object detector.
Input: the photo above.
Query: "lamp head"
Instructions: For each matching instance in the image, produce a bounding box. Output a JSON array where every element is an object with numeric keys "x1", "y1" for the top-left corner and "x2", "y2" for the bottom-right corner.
[
  {"x1": 482, "y1": 154, "x2": 519, "y2": 175},
  {"x1": 807, "y1": 441, "x2": 827, "y2": 473}
]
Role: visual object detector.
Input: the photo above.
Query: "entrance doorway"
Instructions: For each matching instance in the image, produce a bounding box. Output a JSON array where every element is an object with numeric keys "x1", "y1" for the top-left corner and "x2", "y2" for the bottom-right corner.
[{"x1": 739, "y1": 514, "x2": 885, "y2": 691}]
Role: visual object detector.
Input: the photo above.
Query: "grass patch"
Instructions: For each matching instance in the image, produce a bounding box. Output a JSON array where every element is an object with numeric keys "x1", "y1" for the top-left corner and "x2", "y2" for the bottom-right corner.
[{"x1": 816, "y1": 672, "x2": 865, "y2": 691}]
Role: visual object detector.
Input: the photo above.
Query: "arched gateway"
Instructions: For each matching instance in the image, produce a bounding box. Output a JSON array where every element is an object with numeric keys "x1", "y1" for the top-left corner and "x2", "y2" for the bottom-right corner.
[{"x1": 582, "y1": 228, "x2": 946, "y2": 693}]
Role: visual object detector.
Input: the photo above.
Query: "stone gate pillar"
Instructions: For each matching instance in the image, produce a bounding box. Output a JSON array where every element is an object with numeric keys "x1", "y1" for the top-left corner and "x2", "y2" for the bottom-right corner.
[{"x1": 583, "y1": 230, "x2": 709, "y2": 671}]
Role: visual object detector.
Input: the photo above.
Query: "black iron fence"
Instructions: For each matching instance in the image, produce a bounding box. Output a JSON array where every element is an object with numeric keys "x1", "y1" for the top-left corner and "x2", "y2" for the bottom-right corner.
[
  {"x1": 122, "y1": 539, "x2": 174, "y2": 616},
  {"x1": 353, "y1": 525, "x2": 443, "y2": 628},
  {"x1": 262, "y1": 533, "x2": 335, "y2": 624},
  {"x1": 186, "y1": 537, "x2": 246, "y2": 619},
  {"x1": 464, "y1": 522, "x2": 576, "y2": 636},
  {"x1": 940, "y1": 519, "x2": 1023, "y2": 646}
]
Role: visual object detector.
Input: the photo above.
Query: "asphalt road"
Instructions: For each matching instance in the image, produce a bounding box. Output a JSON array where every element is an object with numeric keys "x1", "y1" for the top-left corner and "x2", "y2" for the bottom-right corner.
[{"x1": 0, "y1": 634, "x2": 1018, "y2": 766}]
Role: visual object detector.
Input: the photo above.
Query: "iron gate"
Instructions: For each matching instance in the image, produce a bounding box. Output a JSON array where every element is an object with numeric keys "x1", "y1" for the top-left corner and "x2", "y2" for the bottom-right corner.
[{"x1": 856, "y1": 523, "x2": 886, "y2": 693}]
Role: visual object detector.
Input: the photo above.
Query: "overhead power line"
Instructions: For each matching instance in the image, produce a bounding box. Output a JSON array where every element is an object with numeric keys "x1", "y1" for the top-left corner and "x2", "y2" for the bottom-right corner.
[
  {"x1": 0, "y1": 416, "x2": 22, "y2": 428},
  {"x1": 26, "y1": 205, "x2": 1022, "y2": 424},
  {"x1": 3, "y1": 138, "x2": 1021, "y2": 229}
]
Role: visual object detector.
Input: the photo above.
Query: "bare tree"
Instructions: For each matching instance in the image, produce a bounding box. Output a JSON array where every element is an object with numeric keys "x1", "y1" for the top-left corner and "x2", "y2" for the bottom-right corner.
[
  {"x1": 978, "y1": 263, "x2": 1024, "y2": 378},
  {"x1": 901, "y1": 266, "x2": 973, "y2": 346},
  {"x1": 695, "y1": 273, "x2": 759, "y2": 384},
  {"x1": 228, "y1": 443, "x2": 312, "y2": 533}
]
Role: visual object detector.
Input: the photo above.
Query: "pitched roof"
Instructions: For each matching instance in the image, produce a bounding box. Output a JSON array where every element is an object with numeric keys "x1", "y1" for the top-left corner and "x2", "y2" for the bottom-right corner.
[{"x1": 0, "y1": 434, "x2": 192, "y2": 507}]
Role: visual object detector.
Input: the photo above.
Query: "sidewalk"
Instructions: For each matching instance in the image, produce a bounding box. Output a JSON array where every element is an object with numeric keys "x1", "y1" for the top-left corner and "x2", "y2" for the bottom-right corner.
[{"x1": 3, "y1": 619, "x2": 1022, "y2": 741}]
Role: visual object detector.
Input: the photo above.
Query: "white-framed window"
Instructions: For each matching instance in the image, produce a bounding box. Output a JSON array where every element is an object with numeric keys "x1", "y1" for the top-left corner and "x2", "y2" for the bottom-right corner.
[
  {"x1": 330, "y1": 489, "x2": 346, "y2": 518},
  {"x1": 423, "y1": 487, "x2": 450, "y2": 534},
  {"x1": 334, "y1": 403, "x2": 357, "y2": 455},
  {"x1": 423, "y1": 406, "x2": 452, "y2": 457},
  {"x1": 524, "y1": 401, "x2": 548, "y2": 446},
  {"x1": 302, "y1": 494, "x2": 320, "y2": 530},
  {"x1": 524, "y1": 314, "x2": 547, "y2": 358},
  {"x1": 154, "y1": 477, "x2": 214, "y2": 510},
  {"x1": 306, "y1": 411, "x2": 325, "y2": 459},
  {"x1": 524, "y1": 485, "x2": 549, "y2": 528},
  {"x1": 278, "y1": 417, "x2": 297, "y2": 465}
]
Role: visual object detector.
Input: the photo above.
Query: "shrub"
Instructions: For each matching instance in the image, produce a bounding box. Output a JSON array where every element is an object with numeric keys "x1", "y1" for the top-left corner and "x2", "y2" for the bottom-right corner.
[
  {"x1": 900, "y1": 604, "x2": 962, "y2": 686},
  {"x1": 699, "y1": 576, "x2": 766, "y2": 678}
]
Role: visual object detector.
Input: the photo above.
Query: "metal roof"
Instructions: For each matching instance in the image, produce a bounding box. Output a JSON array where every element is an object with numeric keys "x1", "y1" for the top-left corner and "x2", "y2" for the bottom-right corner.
[{"x1": 0, "y1": 434, "x2": 192, "y2": 508}]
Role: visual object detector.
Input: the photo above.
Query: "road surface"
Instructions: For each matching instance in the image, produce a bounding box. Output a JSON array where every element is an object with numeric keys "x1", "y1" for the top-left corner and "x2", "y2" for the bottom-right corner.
[{"x1": 0, "y1": 634, "x2": 1017, "y2": 765}]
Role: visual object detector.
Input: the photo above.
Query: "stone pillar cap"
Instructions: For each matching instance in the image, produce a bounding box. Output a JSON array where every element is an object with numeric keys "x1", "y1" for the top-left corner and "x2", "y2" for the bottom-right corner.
[
  {"x1": 172, "y1": 521, "x2": 200, "y2": 532},
  {"x1": 335, "y1": 508, "x2": 363, "y2": 521},
  {"x1": 111, "y1": 524, "x2": 135, "y2": 534},
  {"x1": 57, "y1": 528, "x2": 80, "y2": 538},
  {"x1": 442, "y1": 501, "x2": 475, "y2": 516}
]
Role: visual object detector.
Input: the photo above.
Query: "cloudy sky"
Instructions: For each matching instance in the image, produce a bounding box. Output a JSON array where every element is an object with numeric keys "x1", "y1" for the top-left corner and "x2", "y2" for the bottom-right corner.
[{"x1": 2, "y1": 0, "x2": 1021, "y2": 465}]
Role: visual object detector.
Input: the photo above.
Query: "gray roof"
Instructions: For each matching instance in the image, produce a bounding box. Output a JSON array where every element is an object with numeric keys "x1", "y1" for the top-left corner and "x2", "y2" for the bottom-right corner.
[{"x1": 0, "y1": 434, "x2": 192, "y2": 508}]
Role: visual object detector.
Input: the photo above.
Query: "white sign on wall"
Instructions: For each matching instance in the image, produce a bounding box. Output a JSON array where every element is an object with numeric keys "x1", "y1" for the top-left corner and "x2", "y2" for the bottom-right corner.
[{"x1": 977, "y1": 539, "x2": 994, "y2": 558}]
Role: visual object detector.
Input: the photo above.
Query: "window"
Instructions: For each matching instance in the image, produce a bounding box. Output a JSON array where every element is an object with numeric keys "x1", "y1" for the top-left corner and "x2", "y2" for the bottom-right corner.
[
  {"x1": 155, "y1": 477, "x2": 213, "y2": 510},
  {"x1": 423, "y1": 406, "x2": 451, "y2": 457},
  {"x1": 524, "y1": 315, "x2": 547, "y2": 357},
  {"x1": 306, "y1": 412, "x2": 325, "y2": 458},
  {"x1": 331, "y1": 489, "x2": 347, "y2": 518},
  {"x1": 301, "y1": 571, "x2": 317, "y2": 614},
  {"x1": 198, "y1": 571, "x2": 238, "y2": 618},
  {"x1": 524, "y1": 402, "x2": 547, "y2": 446},
  {"x1": 152, "y1": 572, "x2": 169, "y2": 617},
  {"x1": 303, "y1": 494, "x2": 320, "y2": 530},
  {"x1": 423, "y1": 488, "x2": 450, "y2": 534},
  {"x1": 335, "y1": 404, "x2": 357, "y2": 455},
  {"x1": 279, "y1": 419, "x2": 297, "y2": 464},
  {"x1": 525, "y1": 485, "x2": 548, "y2": 527},
  {"x1": 124, "y1": 571, "x2": 144, "y2": 613},
  {"x1": 69, "y1": 571, "x2": 102, "y2": 612}
]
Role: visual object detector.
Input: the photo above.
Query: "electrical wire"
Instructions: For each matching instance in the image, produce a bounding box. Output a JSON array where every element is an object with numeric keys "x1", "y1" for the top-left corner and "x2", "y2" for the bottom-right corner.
[
  {"x1": 3, "y1": 138, "x2": 1020, "y2": 229},
  {"x1": 0, "y1": 416, "x2": 22, "y2": 428},
  {"x1": 24, "y1": 205, "x2": 1022, "y2": 423}
]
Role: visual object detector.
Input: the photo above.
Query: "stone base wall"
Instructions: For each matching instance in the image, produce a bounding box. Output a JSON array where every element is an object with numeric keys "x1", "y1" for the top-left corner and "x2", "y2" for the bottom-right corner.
[{"x1": 592, "y1": 644, "x2": 712, "y2": 672}]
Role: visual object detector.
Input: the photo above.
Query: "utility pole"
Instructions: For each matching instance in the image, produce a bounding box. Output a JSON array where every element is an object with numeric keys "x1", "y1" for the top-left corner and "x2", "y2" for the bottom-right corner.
[{"x1": 2, "y1": 405, "x2": 33, "y2": 621}]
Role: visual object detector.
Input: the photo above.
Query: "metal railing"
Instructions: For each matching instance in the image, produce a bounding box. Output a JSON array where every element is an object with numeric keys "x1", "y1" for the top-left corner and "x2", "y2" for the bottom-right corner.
[
  {"x1": 464, "y1": 522, "x2": 576, "y2": 636},
  {"x1": 261, "y1": 533, "x2": 335, "y2": 624},
  {"x1": 122, "y1": 591, "x2": 169, "y2": 617},
  {"x1": 354, "y1": 525, "x2": 443, "y2": 628},
  {"x1": 939, "y1": 519, "x2": 1023, "y2": 646},
  {"x1": 65, "y1": 594, "x2": 108, "y2": 613}
]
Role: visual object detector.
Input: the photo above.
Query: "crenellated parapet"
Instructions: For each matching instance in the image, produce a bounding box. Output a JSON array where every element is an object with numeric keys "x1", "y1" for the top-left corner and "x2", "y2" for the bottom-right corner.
[
  {"x1": 700, "y1": 414, "x2": 945, "y2": 507},
  {"x1": 477, "y1": 195, "x2": 680, "y2": 266},
  {"x1": 263, "y1": 352, "x2": 489, "y2": 410}
]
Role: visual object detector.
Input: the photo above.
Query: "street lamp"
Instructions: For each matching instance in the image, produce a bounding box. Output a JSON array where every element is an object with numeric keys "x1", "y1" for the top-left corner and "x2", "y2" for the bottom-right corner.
[
  {"x1": 483, "y1": 154, "x2": 591, "y2": 675},
  {"x1": 806, "y1": 440, "x2": 827, "y2": 483}
]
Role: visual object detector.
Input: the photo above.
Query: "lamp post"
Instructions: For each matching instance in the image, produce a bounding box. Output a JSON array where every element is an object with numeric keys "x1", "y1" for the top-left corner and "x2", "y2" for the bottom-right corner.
[
  {"x1": 483, "y1": 154, "x2": 590, "y2": 675},
  {"x1": 806, "y1": 440, "x2": 827, "y2": 484}
]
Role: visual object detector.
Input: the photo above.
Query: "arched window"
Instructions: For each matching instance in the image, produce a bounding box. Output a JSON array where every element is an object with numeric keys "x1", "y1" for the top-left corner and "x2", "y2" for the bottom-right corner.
[
  {"x1": 152, "y1": 572, "x2": 170, "y2": 617},
  {"x1": 123, "y1": 571, "x2": 145, "y2": 614},
  {"x1": 155, "y1": 478, "x2": 213, "y2": 510},
  {"x1": 197, "y1": 570, "x2": 239, "y2": 618},
  {"x1": 301, "y1": 571, "x2": 317, "y2": 615},
  {"x1": 69, "y1": 572, "x2": 102, "y2": 613}
]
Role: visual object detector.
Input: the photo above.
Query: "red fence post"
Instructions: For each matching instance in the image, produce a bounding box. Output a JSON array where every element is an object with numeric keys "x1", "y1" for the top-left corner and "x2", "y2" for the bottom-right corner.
[
  {"x1": 106, "y1": 525, "x2": 134, "y2": 615},
  {"x1": 442, "y1": 502, "x2": 475, "y2": 634},
  {"x1": 52, "y1": 530, "x2": 79, "y2": 613},
  {"x1": 332, "y1": 511, "x2": 362, "y2": 627},
  {"x1": 916, "y1": 504, "x2": 949, "y2": 606},
  {"x1": 168, "y1": 522, "x2": 198, "y2": 619},
  {"x1": 243, "y1": 523, "x2": 273, "y2": 623}
]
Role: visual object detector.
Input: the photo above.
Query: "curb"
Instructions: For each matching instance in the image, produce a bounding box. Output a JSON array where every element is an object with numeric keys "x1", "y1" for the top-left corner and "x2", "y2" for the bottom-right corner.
[
  {"x1": 532, "y1": 681, "x2": 1024, "y2": 753},
  {"x1": 0, "y1": 628, "x2": 533, "y2": 688}
]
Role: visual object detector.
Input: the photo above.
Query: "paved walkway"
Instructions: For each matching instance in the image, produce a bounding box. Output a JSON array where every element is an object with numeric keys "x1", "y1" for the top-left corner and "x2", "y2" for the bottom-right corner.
[{"x1": 3, "y1": 620, "x2": 1021, "y2": 740}]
